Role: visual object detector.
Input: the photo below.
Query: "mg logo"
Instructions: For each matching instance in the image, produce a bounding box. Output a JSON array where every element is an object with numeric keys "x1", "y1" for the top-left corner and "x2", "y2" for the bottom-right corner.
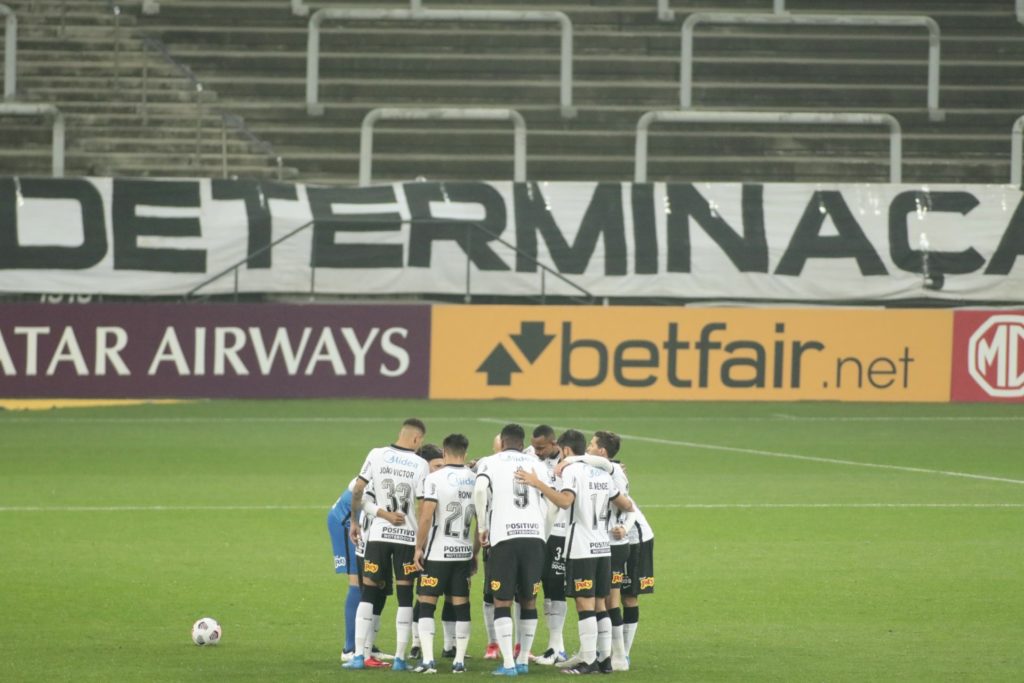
[{"x1": 967, "y1": 315, "x2": 1024, "y2": 397}]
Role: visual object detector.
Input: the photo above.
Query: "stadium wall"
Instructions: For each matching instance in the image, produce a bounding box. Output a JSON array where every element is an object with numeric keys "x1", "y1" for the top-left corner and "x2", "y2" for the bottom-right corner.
[{"x1": 0, "y1": 304, "x2": 1020, "y2": 403}]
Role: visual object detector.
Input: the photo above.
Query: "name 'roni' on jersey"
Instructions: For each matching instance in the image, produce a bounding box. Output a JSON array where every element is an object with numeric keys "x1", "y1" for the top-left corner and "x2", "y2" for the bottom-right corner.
[
  {"x1": 423, "y1": 464, "x2": 477, "y2": 561},
  {"x1": 358, "y1": 445, "x2": 428, "y2": 546}
]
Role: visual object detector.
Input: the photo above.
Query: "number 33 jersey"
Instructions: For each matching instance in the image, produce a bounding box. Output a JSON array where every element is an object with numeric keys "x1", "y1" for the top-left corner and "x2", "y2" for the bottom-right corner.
[
  {"x1": 358, "y1": 445, "x2": 428, "y2": 546},
  {"x1": 423, "y1": 464, "x2": 478, "y2": 561},
  {"x1": 476, "y1": 450, "x2": 549, "y2": 547}
]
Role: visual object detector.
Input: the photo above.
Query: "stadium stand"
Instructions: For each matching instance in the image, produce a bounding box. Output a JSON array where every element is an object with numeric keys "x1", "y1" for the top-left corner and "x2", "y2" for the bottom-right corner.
[{"x1": 1, "y1": 0, "x2": 1022, "y2": 184}]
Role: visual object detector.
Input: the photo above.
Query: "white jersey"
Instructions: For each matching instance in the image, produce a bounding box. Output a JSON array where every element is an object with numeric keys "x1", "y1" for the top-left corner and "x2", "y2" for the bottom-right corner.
[
  {"x1": 355, "y1": 482, "x2": 376, "y2": 558},
  {"x1": 628, "y1": 502, "x2": 655, "y2": 545},
  {"x1": 561, "y1": 462, "x2": 620, "y2": 559},
  {"x1": 609, "y1": 462, "x2": 631, "y2": 547},
  {"x1": 476, "y1": 450, "x2": 549, "y2": 547},
  {"x1": 422, "y1": 464, "x2": 477, "y2": 562},
  {"x1": 548, "y1": 458, "x2": 570, "y2": 538},
  {"x1": 358, "y1": 445, "x2": 428, "y2": 546}
]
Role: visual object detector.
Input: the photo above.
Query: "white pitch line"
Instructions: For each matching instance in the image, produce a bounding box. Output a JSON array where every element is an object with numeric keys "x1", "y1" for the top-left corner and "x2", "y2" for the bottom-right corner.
[
  {"x1": 476, "y1": 418, "x2": 1024, "y2": 486},
  {"x1": 1, "y1": 503, "x2": 1022, "y2": 512},
  {"x1": 3, "y1": 415, "x2": 1022, "y2": 424},
  {"x1": 615, "y1": 433, "x2": 1024, "y2": 486}
]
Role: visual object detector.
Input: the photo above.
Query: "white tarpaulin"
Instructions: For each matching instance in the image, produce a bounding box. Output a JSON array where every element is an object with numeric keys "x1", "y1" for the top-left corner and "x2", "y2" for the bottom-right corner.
[{"x1": 1, "y1": 178, "x2": 1022, "y2": 301}]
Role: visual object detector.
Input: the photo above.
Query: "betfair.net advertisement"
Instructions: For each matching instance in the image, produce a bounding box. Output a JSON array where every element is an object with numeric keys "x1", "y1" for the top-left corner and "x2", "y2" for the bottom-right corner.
[{"x1": 429, "y1": 307, "x2": 952, "y2": 402}]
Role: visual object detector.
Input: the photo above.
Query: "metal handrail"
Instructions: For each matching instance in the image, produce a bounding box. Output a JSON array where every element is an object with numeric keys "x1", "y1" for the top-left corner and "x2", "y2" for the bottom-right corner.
[
  {"x1": 0, "y1": 103, "x2": 64, "y2": 176},
  {"x1": 306, "y1": 7, "x2": 575, "y2": 119},
  {"x1": 183, "y1": 216, "x2": 594, "y2": 304},
  {"x1": 634, "y1": 109, "x2": 902, "y2": 183},
  {"x1": 1011, "y1": 114, "x2": 1024, "y2": 186},
  {"x1": 682, "y1": 12, "x2": 944, "y2": 122},
  {"x1": 1018, "y1": 0, "x2": 1024, "y2": 26},
  {"x1": 138, "y1": 34, "x2": 284, "y2": 178},
  {"x1": 0, "y1": 4, "x2": 17, "y2": 99},
  {"x1": 360, "y1": 108, "x2": 527, "y2": 187}
]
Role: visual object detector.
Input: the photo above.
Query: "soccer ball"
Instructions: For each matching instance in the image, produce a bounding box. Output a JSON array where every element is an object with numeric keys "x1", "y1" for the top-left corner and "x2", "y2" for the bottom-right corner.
[{"x1": 191, "y1": 617, "x2": 222, "y2": 646}]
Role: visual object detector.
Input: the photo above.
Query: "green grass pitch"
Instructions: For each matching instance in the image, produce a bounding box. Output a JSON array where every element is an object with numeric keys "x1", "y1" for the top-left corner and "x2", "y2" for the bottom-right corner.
[{"x1": 1, "y1": 400, "x2": 1022, "y2": 682}]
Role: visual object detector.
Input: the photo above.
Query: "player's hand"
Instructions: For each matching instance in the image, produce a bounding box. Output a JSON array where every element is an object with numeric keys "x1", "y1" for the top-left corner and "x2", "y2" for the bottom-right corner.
[
  {"x1": 413, "y1": 548, "x2": 425, "y2": 571},
  {"x1": 554, "y1": 460, "x2": 568, "y2": 478},
  {"x1": 349, "y1": 524, "x2": 362, "y2": 544},
  {"x1": 381, "y1": 510, "x2": 406, "y2": 525},
  {"x1": 479, "y1": 530, "x2": 490, "y2": 548},
  {"x1": 611, "y1": 525, "x2": 627, "y2": 540},
  {"x1": 514, "y1": 469, "x2": 542, "y2": 489}
]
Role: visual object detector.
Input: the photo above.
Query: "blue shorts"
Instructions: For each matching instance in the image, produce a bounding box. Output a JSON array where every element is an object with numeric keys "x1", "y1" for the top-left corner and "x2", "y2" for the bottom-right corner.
[{"x1": 328, "y1": 510, "x2": 358, "y2": 575}]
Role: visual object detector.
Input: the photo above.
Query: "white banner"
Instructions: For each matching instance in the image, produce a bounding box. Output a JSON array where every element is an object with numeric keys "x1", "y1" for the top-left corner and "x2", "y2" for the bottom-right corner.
[{"x1": 1, "y1": 178, "x2": 1022, "y2": 301}]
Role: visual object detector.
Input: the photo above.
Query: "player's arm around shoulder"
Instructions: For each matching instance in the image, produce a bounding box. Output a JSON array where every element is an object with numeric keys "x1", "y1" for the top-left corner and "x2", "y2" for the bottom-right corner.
[{"x1": 517, "y1": 463, "x2": 574, "y2": 510}]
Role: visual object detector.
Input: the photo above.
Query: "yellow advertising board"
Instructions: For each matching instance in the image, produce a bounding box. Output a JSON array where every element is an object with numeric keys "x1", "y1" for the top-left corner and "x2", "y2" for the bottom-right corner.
[{"x1": 429, "y1": 306, "x2": 953, "y2": 402}]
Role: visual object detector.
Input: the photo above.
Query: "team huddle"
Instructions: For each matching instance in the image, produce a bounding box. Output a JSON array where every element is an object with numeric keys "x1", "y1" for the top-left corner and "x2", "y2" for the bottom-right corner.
[{"x1": 327, "y1": 419, "x2": 655, "y2": 676}]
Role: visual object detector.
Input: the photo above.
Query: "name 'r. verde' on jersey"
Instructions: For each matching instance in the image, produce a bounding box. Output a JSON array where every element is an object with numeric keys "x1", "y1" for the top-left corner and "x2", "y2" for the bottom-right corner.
[
  {"x1": 422, "y1": 464, "x2": 477, "y2": 562},
  {"x1": 476, "y1": 450, "x2": 549, "y2": 547},
  {"x1": 561, "y1": 462, "x2": 621, "y2": 559},
  {"x1": 358, "y1": 445, "x2": 428, "y2": 546}
]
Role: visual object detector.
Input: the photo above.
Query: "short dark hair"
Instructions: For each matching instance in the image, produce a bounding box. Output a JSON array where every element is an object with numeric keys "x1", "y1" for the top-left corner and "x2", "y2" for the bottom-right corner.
[
  {"x1": 594, "y1": 430, "x2": 620, "y2": 458},
  {"x1": 556, "y1": 429, "x2": 586, "y2": 456},
  {"x1": 418, "y1": 443, "x2": 443, "y2": 461},
  {"x1": 442, "y1": 433, "x2": 469, "y2": 456},
  {"x1": 500, "y1": 423, "x2": 525, "y2": 450},
  {"x1": 403, "y1": 418, "x2": 426, "y2": 434},
  {"x1": 532, "y1": 424, "x2": 556, "y2": 440}
]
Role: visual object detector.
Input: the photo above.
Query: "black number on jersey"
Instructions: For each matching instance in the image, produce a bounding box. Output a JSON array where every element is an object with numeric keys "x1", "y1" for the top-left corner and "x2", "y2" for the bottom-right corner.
[
  {"x1": 442, "y1": 502, "x2": 476, "y2": 540},
  {"x1": 591, "y1": 493, "x2": 611, "y2": 531},
  {"x1": 380, "y1": 478, "x2": 413, "y2": 515},
  {"x1": 513, "y1": 468, "x2": 530, "y2": 509}
]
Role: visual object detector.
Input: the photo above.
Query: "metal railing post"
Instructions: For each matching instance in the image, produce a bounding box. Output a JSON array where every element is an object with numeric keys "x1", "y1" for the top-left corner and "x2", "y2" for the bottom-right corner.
[
  {"x1": 112, "y1": 4, "x2": 121, "y2": 91},
  {"x1": 140, "y1": 42, "x2": 149, "y2": 125},
  {"x1": 464, "y1": 225, "x2": 472, "y2": 303},
  {"x1": 1018, "y1": 0, "x2": 1024, "y2": 26},
  {"x1": 359, "y1": 107, "x2": 527, "y2": 187},
  {"x1": 0, "y1": 104, "x2": 64, "y2": 176},
  {"x1": 292, "y1": 0, "x2": 308, "y2": 17},
  {"x1": 220, "y1": 116, "x2": 228, "y2": 178},
  {"x1": 307, "y1": 8, "x2": 574, "y2": 118},
  {"x1": 635, "y1": 110, "x2": 902, "y2": 183},
  {"x1": 774, "y1": 0, "x2": 786, "y2": 13},
  {"x1": 193, "y1": 84, "x2": 203, "y2": 168},
  {"x1": 681, "y1": 12, "x2": 943, "y2": 121},
  {"x1": 0, "y1": 5, "x2": 17, "y2": 99},
  {"x1": 1011, "y1": 115, "x2": 1024, "y2": 186},
  {"x1": 657, "y1": 0, "x2": 674, "y2": 22}
]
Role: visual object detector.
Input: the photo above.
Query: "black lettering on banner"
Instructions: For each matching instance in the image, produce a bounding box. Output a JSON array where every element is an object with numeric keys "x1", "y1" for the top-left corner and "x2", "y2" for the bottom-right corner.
[
  {"x1": 665, "y1": 184, "x2": 768, "y2": 273},
  {"x1": 308, "y1": 185, "x2": 403, "y2": 268},
  {"x1": 0, "y1": 178, "x2": 106, "y2": 270},
  {"x1": 112, "y1": 179, "x2": 206, "y2": 273},
  {"x1": 513, "y1": 182, "x2": 626, "y2": 275},
  {"x1": 889, "y1": 191, "x2": 984, "y2": 279},
  {"x1": 630, "y1": 183, "x2": 659, "y2": 274},
  {"x1": 405, "y1": 182, "x2": 509, "y2": 270},
  {"x1": 775, "y1": 191, "x2": 887, "y2": 276},
  {"x1": 720, "y1": 340, "x2": 765, "y2": 388},
  {"x1": 211, "y1": 180, "x2": 297, "y2": 269},
  {"x1": 986, "y1": 196, "x2": 1024, "y2": 275},
  {"x1": 613, "y1": 340, "x2": 658, "y2": 388},
  {"x1": 561, "y1": 322, "x2": 608, "y2": 387}
]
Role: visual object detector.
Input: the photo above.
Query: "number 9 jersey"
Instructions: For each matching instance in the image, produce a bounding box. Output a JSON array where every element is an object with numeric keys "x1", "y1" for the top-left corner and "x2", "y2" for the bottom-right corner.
[
  {"x1": 358, "y1": 445, "x2": 428, "y2": 546},
  {"x1": 475, "y1": 450, "x2": 549, "y2": 547}
]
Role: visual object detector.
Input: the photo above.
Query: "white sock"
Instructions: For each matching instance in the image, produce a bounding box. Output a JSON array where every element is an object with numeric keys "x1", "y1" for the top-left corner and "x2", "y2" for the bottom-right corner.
[
  {"x1": 417, "y1": 617, "x2": 435, "y2": 666},
  {"x1": 578, "y1": 615, "x2": 598, "y2": 664},
  {"x1": 546, "y1": 600, "x2": 567, "y2": 653},
  {"x1": 442, "y1": 619, "x2": 456, "y2": 651},
  {"x1": 455, "y1": 620, "x2": 471, "y2": 665},
  {"x1": 395, "y1": 606, "x2": 413, "y2": 661},
  {"x1": 495, "y1": 616, "x2": 515, "y2": 669},
  {"x1": 612, "y1": 623, "x2": 626, "y2": 659},
  {"x1": 623, "y1": 621, "x2": 639, "y2": 656},
  {"x1": 354, "y1": 601, "x2": 374, "y2": 659},
  {"x1": 517, "y1": 616, "x2": 538, "y2": 665},
  {"x1": 483, "y1": 601, "x2": 497, "y2": 643},
  {"x1": 597, "y1": 614, "x2": 611, "y2": 661}
]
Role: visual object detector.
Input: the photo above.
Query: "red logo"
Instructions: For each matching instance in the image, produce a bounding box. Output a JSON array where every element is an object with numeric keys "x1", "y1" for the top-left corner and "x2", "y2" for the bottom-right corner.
[{"x1": 952, "y1": 311, "x2": 1024, "y2": 402}]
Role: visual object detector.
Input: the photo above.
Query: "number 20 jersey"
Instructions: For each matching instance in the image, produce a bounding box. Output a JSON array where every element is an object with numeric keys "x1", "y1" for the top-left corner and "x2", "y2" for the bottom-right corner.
[
  {"x1": 358, "y1": 445, "x2": 428, "y2": 546},
  {"x1": 423, "y1": 464, "x2": 477, "y2": 561},
  {"x1": 476, "y1": 450, "x2": 549, "y2": 547}
]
